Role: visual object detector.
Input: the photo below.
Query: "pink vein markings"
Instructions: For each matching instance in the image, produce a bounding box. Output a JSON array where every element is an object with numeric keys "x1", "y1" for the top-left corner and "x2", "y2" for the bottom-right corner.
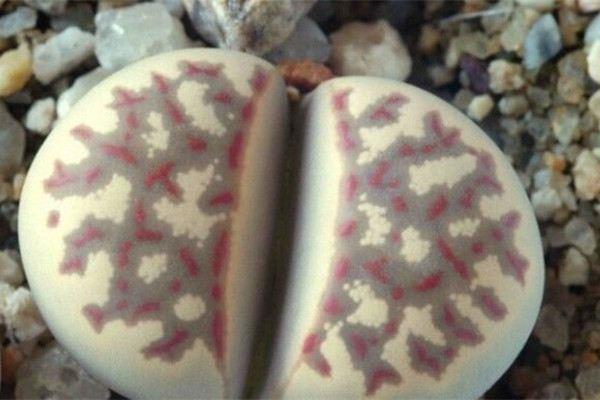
[
  {"x1": 298, "y1": 88, "x2": 528, "y2": 396},
  {"x1": 42, "y1": 60, "x2": 270, "y2": 367}
]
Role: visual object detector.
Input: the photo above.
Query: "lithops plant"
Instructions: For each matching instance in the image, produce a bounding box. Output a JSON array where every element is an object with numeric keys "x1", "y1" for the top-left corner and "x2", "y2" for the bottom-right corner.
[
  {"x1": 18, "y1": 49, "x2": 287, "y2": 398},
  {"x1": 18, "y1": 49, "x2": 543, "y2": 399},
  {"x1": 264, "y1": 78, "x2": 544, "y2": 398}
]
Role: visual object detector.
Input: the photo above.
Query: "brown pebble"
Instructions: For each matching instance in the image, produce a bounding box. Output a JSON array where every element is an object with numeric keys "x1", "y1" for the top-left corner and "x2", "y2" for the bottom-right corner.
[
  {"x1": 418, "y1": 25, "x2": 441, "y2": 55},
  {"x1": 537, "y1": 354, "x2": 551, "y2": 370},
  {"x1": 0, "y1": 38, "x2": 10, "y2": 52},
  {"x1": 581, "y1": 350, "x2": 599, "y2": 367},
  {"x1": 562, "y1": 354, "x2": 579, "y2": 371},
  {"x1": 509, "y1": 366, "x2": 544, "y2": 397},
  {"x1": 277, "y1": 59, "x2": 334, "y2": 93},
  {"x1": 461, "y1": 0, "x2": 487, "y2": 13},
  {"x1": 543, "y1": 152, "x2": 567, "y2": 172},
  {"x1": 1, "y1": 345, "x2": 25, "y2": 385}
]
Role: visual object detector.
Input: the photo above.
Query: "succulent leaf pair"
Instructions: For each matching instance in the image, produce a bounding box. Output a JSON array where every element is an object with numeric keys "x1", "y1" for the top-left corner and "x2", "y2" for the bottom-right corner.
[{"x1": 19, "y1": 49, "x2": 544, "y2": 399}]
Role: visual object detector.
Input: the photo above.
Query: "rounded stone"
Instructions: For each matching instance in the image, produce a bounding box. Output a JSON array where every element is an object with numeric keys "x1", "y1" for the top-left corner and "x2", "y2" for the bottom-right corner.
[
  {"x1": 0, "y1": 43, "x2": 32, "y2": 97},
  {"x1": 329, "y1": 20, "x2": 412, "y2": 81},
  {"x1": 94, "y1": 2, "x2": 191, "y2": 71},
  {"x1": 588, "y1": 41, "x2": 600, "y2": 84},
  {"x1": 18, "y1": 49, "x2": 287, "y2": 398},
  {"x1": 264, "y1": 77, "x2": 544, "y2": 399},
  {"x1": 0, "y1": 102, "x2": 26, "y2": 177},
  {"x1": 182, "y1": 0, "x2": 316, "y2": 55}
]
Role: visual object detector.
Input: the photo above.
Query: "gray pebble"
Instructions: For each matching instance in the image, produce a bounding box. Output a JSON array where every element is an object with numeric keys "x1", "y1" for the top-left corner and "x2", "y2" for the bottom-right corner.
[
  {"x1": 24, "y1": 0, "x2": 67, "y2": 16},
  {"x1": 534, "y1": 304, "x2": 569, "y2": 352},
  {"x1": 15, "y1": 342, "x2": 110, "y2": 399},
  {"x1": 575, "y1": 366, "x2": 600, "y2": 400},
  {"x1": 156, "y1": 0, "x2": 185, "y2": 18},
  {"x1": 50, "y1": 2, "x2": 95, "y2": 32},
  {"x1": 266, "y1": 17, "x2": 330, "y2": 64},
  {"x1": 584, "y1": 13, "x2": 600, "y2": 45},
  {"x1": 183, "y1": 0, "x2": 315, "y2": 55},
  {"x1": 33, "y1": 27, "x2": 96, "y2": 84},
  {"x1": 95, "y1": 2, "x2": 191, "y2": 71},
  {"x1": 559, "y1": 247, "x2": 590, "y2": 286},
  {"x1": 0, "y1": 102, "x2": 26, "y2": 178},
  {"x1": 564, "y1": 216, "x2": 597, "y2": 256},
  {"x1": 0, "y1": 7, "x2": 37, "y2": 38},
  {"x1": 539, "y1": 381, "x2": 578, "y2": 399},
  {"x1": 523, "y1": 13, "x2": 562, "y2": 70}
]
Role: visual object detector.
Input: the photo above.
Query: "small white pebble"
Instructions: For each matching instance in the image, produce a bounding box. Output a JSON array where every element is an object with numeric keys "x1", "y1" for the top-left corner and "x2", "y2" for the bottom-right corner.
[
  {"x1": 579, "y1": 0, "x2": 600, "y2": 12},
  {"x1": 588, "y1": 89, "x2": 600, "y2": 120},
  {"x1": 25, "y1": 97, "x2": 55, "y2": 135},
  {"x1": 498, "y1": 94, "x2": 528, "y2": 116},
  {"x1": 329, "y1": 19, "x2": 411, "y2": 81},
  {"x1": 0, "y1": 250, "x2": 24, "y2": 286},
  {"x1": 559, "y1": 247, "x2": 590, "y2": 286},
  {"x1": 516, "y1": 0, "x2": 555, "y2": 10},
  {"x1": 585, "y1": 14, "x2": 600, "y2": 45},
  {"x1": 573, "y1": 149, "x2": 600, "y2": 200},
  {"x1": 488, "y1": 59, "x2": 525, "y2": 93},
  {"x1": 467, "y1": 94, "x2": 494, "y2": 121},
  {"x1": 564, "y1": 216, "x2": 597, "y2": 256},
  {"x1": 587, "y1": 41, "x2": 600, "y2": 84},
  {"x1": 428, "y1": 65, "x2": 455, "y2": 87},
  {"x1": 500, "y1": 7, "x2": 541, "y2": 53},
  {"x1": 1, "y1": 286, "x2": 47, "y2": 342},
  {"x1": 531, "y1": 187, "x2": 563, "y2": 220},
  {"x1": 550, "y1": 105, "x2": 580, "y2": 145}
]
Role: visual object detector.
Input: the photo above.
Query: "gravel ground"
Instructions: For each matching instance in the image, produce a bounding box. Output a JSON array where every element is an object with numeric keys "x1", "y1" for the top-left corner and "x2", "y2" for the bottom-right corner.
[{"x1": 0, "y1": 0, "x2": 599, "y2": 398}]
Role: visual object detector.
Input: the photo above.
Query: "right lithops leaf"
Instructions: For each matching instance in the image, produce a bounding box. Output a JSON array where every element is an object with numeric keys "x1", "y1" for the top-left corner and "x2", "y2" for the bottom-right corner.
[{"x1": 264, "y1": 77, "x2": 544, "y2": 399}]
